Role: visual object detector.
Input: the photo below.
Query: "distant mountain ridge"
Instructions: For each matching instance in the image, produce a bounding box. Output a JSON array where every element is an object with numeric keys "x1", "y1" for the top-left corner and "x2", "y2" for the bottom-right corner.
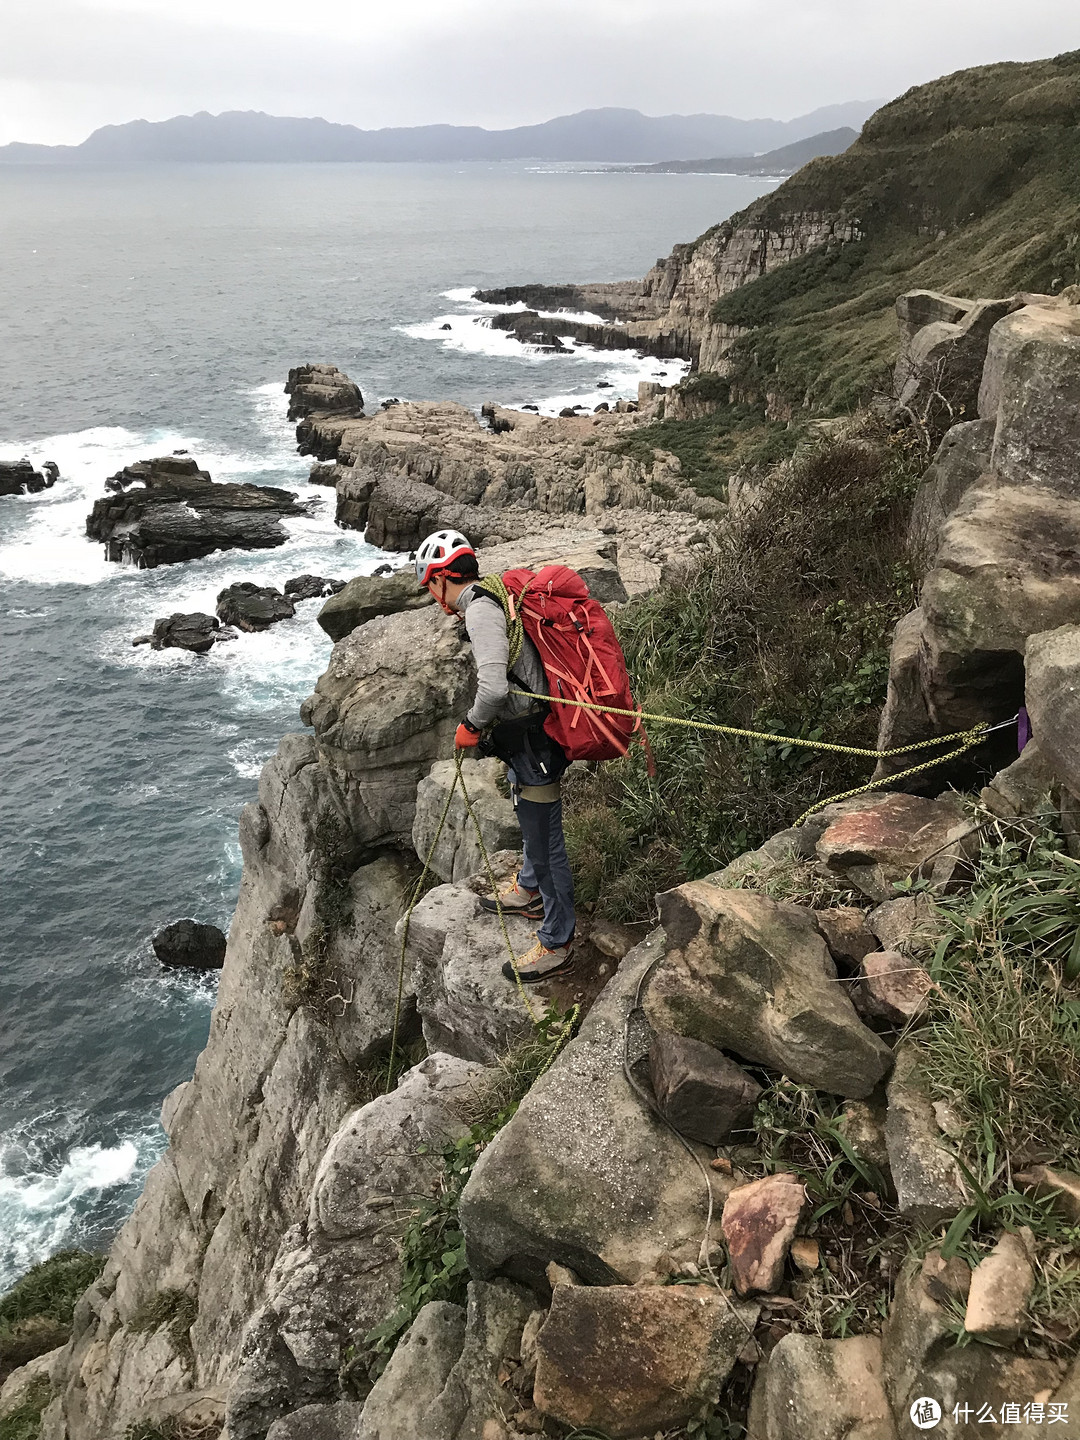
[{"x1": 0, "y1": 103, "x2": 879, "y2": 164}]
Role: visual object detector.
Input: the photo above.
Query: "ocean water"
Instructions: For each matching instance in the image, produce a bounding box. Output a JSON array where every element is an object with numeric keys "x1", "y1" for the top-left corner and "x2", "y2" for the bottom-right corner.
[{"x1": 0, "y1": 160, "x2": 778, "y2": 1288}]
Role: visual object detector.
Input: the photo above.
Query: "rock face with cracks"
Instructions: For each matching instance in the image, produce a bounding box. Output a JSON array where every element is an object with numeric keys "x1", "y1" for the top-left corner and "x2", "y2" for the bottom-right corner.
[
  {"x1": 762, "y1": 1332, "x2": 897, "y2": 1440},
  {"x1": 533, "y1": 1284, "x2": 758, "y2": 1439},
  {"x1": 459, "y1": 932, "x2": 729, "y2": 1289},
  {"x1": 649, "y1": 884, "x2": 893, "y2": 1098}
]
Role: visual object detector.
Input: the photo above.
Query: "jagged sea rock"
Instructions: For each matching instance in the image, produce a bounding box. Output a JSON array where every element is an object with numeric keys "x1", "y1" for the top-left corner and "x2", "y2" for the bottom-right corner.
[
  {"x1": 412, "y1": 757, "x2": 518, "y2": 885},
  {"x1": 356, "y1": 1302, "x2": 467, "y2": 1440},
  {"x1": 216, "y1": 582, "x2": 296, "y2": 632},
  {"x1": 146, "y1": 611, "x2": 226, "y2": 654},
  {"x1": 0, "y1": 458, "x2": 57, "y2": 495},
  {"x1": 87, "y1": 455, "x2": 306, "y2": 567},
  {"x1": 459, "y1": 932, "x2": 729, "y2": 1287},
  {"x1": 151, "y1": 919, "x2": 227, "y2": 971},
  {"x1": 532, "y1": 1284, "x2": 757, "y2": 1439},
  {"x1": 317, "y1": 568, "x2": 432, "y2": 642},
  {"x1": 363, "y1": 474, "x2": 515, "y2": 552},
  {"x1": 285, "y1": 363, "x2": 363, "y2": 424},
  {"x1": 884, "y1": 1042, "x2": 967, "y2": 1226},
  {"x1": 763, "y1": 1333, "x2": 896, "y2": 1440},
  {"x1": 647, "y1": 885, "x2": 893, "y2": 1098},
  {"x1": 228, "y1": 1054, "x2": 487, "y2": 1440},
  {"x1": 283, "y1": 574, "x2": 346, "y2": 602},
  {"x1": 403, "y1": 882, "x2": 538, "y2": 1063}
]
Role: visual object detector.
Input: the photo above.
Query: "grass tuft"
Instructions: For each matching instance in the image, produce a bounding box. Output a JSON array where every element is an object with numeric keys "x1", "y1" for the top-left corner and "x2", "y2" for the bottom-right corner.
[
  {"x1": 0, "y1": 1250, "x2": 105, "y2": 1376},
  {"x1": 0, "y1": 1378, "x2": 52, "y2": 1440}
]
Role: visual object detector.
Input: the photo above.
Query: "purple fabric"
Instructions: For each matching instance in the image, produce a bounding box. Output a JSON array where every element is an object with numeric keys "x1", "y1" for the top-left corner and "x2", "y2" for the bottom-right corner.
[{"x1": 1018, "y1": 706, "x2": 1031, "y2": 752}]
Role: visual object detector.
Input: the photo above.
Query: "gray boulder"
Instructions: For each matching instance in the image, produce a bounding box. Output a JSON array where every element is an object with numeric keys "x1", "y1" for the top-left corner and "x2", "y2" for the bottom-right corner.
[
  {"x1": 317, "y1": 567, "x2": 432, "y2": 642},
  {"x1": 982, "y1": 305, "x2": 1080, "y2": 495},
  {"x1": 412, "y1": 758, "x2": 518, "y2": 884},
  {"x1": 419, "y1": 1280, "x2": 533, "y2": 1440},
  {"x1": 907, "y1": 418, "x2": 995, "y2": 561},
  {"x1": 267, "y1": 1402, "x2": 363, "y2": 1440},
  {"x1": 1024, "y1": 625, "x2": 1080, "y2": 797},
  {"x1": 357, "y1": 1302, "x2": 466, "y2": 1440},
  {"x1": 300, "y1": 606, "x2": 474, "y2": 848},
  {"x1": 884, "y1": 1043, "x2": 967, "y2": 1226},
  {"x1": 460, "y1": 932, "x2": 729, "y2": 1288},
  {"x1": 283, "y1": 574, "x2": 346, "y2": 602},
  {"x1": 648, "y1": 884, "x2": 893, "y2": 1098},
  {"x1": 898, "y1": 297, "x2": 1017, "y2": 427},
  {"x1": 403, "y1": 882, "x2": 538, "y2": 1063},
  {"x1": 763, "y1": 1333, "x2": 896, "y2": 1440},
  {"x1": 227, "y1": 1054, "x2": 487, "y2": 1440}
]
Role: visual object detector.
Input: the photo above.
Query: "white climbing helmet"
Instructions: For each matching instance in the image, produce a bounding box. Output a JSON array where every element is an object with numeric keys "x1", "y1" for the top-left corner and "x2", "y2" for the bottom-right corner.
[{"x1": 415, "y1": 529, "x2": 475, "y2": 587}]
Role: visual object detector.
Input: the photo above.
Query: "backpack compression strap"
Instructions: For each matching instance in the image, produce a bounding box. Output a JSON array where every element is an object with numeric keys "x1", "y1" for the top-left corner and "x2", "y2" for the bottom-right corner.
[{"x1": 475, "y1": 574, "x2": 526, "y2": 668}]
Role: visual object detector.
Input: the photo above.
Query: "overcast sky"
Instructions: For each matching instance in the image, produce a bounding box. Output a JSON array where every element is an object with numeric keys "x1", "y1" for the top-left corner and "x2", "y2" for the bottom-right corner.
[{"x1": 5, "y1": 0, "x2": 1080, "y2": 146}]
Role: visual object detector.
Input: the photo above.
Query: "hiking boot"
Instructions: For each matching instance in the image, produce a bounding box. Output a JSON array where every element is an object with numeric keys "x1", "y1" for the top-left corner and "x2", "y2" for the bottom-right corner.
[
  {"x1": 480, "y1": 879, "x2": 544, "y2": 921},
  {"x1": 502, "y1": 939, "x2": 575, "y2": 985}
]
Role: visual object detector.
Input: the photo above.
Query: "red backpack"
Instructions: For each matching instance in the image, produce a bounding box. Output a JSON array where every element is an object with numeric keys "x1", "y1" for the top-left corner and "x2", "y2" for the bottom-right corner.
[{"x1": 485, "y1": 564, "x2": 640, "y2": 762}]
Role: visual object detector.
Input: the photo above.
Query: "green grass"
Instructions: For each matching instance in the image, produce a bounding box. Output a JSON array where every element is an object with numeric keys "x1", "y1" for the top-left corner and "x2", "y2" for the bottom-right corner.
[
  {"x1": 0, "y1": 1250, "x2": 105, "y2": 1374},
  {"x1": 694, "y1": 50, "x2": 1080, "y2": 413},
  {"x1": 608, "y1": 394, "x2": 803, "y2": 501},
  {"x1": 914, "y1": 815, "x2": 1080, "y2": 1173},
  {"x1": 128, "y1": 1290, "x2": 197, "y2": 1362},
  {"x1": 564, "y1": 418, "x2": 921, "y2": 922}
]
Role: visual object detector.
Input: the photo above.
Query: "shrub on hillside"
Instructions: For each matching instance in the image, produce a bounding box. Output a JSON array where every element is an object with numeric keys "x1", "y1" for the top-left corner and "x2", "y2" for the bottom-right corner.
[{"x1": 566, "y1": 419, "x2": 921, "y2": 921}]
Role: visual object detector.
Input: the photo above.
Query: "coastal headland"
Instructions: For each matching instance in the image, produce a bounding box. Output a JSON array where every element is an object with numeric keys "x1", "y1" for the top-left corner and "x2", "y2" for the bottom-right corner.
[{"x1": 6, "y1": 49, "x2": 1080, "y2": 1440}]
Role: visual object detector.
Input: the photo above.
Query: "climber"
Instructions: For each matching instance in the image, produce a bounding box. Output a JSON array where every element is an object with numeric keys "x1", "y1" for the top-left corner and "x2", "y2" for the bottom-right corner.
[{"x1": 416, "y1": 528, "x2": 576, "y2": 983}]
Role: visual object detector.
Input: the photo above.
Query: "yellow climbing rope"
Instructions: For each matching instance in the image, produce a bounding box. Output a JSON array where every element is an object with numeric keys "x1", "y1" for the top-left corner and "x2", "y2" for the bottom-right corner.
[
  {"x1": 385, "y1": 689, "x2": 1004, "y2": 1087},
  {"x1": 511, "y1": 688, "x2": 995, "y2": 824}
]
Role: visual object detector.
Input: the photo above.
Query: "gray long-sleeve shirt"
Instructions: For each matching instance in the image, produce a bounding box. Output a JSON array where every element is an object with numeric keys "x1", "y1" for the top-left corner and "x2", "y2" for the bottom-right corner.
[{"x1": 457, "y1": 584, "x2": 547, "y2": 729}]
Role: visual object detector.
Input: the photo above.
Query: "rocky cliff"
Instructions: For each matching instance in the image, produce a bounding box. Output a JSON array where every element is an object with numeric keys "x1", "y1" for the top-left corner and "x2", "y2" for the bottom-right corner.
[
  {"x1": 480, "y1": 50, "x2": 1080, "y2": 410},
  {"x1": 6, "y1": 281, "x2": 1080, "y2": 1440}
]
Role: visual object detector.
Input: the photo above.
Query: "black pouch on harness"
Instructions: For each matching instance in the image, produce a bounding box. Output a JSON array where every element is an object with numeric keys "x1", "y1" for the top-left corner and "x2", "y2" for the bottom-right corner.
[{"x1": 479, "y1": 709, "x2": 569, "y2": 786}]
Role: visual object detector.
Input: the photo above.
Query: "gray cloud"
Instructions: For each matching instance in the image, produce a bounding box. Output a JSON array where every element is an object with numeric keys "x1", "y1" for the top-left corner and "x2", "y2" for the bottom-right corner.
[{"x1": 4, "y1": 0, "x2": 1080, "y2": 145}]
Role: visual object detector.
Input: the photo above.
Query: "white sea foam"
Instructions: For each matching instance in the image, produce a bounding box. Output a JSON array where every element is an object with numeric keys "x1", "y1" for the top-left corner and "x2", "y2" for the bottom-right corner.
[
  {"x1": 0, "y1": 1121, "x2": 162, "y2": 1288},
  {"x1": 405, "y1": 289, "x2": 689, "y2": 415}
]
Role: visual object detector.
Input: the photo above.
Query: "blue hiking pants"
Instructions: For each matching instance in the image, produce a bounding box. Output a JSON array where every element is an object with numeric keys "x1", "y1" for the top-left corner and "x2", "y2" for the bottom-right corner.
[{"x1": 514, "y1": 787, "x2": 576, "y2": 950}]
